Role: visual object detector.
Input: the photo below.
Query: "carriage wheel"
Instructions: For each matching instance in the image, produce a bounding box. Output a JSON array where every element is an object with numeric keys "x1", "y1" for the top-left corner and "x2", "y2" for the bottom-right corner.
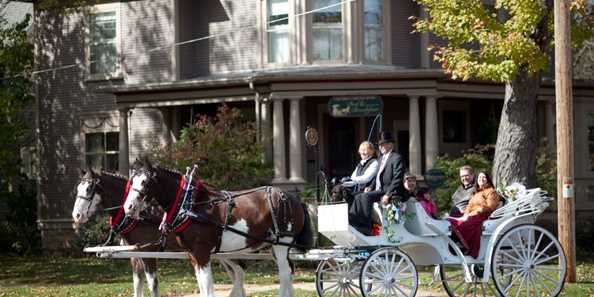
[
  {"x1": 440, "y1": 264, "x2": 501, "y2": 297},
  {"x1": 491, "y1": 224, "x2": 566, "y2": 297},
  {"x1": 315, "y1": 259, "x2": 362, "y2": 297},
  {"x1": 359, "y1": 247, "x2": 418, "y2": 297}
]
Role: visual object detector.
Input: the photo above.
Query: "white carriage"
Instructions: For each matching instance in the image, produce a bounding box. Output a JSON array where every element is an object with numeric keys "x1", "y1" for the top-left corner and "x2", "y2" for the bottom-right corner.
[{"x1": 310, "y1": 185, "x2": 567, "y2": 297}]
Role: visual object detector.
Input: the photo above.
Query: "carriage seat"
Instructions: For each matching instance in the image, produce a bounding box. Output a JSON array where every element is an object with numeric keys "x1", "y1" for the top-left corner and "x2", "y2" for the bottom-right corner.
[{"x1": 404, "y1": 200, "x2": 450, "y2": 236}]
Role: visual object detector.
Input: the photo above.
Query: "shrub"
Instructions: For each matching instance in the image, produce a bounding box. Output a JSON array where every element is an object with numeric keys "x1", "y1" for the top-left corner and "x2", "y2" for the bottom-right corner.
[
  {"x1": 0, "y1": 178, "x2": 40, "y2": 255},
  {"x1": 153, "y1": 104, "x2": 273, "y2": 190}
]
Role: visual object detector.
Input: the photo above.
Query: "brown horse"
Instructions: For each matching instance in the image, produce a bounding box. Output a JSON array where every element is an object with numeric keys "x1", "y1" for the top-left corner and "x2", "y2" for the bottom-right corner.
[
  {"x1": 123, "y1": 158, "x2": 313, "y2": 297},
  {"x1": 72, "y1": 169, "x2": 247, "y2": 297}
]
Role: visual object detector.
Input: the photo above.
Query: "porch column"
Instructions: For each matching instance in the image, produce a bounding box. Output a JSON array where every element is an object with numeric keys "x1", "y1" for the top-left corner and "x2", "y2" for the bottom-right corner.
[
  {"x1": 420, "y1": 7, "x2": 430, "y2": 68},
  {"x1": 261, "y1": 98, "x2": 273, "y2": 165},
  {"x1": 425, "y1": 96, "x2": 439, "y2": 170},
  {"x1": 546, "y1": 99, "x2": 556, "y2": 155},
  {"x1": 272, "y1": 99, "x2": 287, "y2": 182},
  {"x1": 289, "y1": 98, "x2": 305, "y2": 183},
  {"x1": 118, "y1": 107, "x2": 130, "y2": 177},
  {"x1": 409, "y1": 96, "x2": 422, "y2": 176}
]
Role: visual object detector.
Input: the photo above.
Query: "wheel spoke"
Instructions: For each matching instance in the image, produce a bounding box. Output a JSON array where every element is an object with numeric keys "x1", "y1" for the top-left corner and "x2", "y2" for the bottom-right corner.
[
  {"x1": 532, "y1": 270, "x2": 554, "y2": 296},
  {"x1": 534, "y1": 253, "x2": 561, "y2": 266},
  {"x1": 393, "y1": 283, "x2": 409, "y2": 297},
  {"x1": 530, "y1": 232, "x2": 545, "y2": 261},
  {"x1": 532, "y1": 241, "x2": 555, "y2": 263},
  {"x1": 499, "y1": 249, "x2": 525, "y2": 265}
]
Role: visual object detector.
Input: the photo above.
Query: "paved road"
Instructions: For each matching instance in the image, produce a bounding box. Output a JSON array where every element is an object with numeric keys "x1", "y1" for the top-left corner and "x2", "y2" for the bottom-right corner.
[{"x1": 182, "y1": 282, "x2": 448, "y2": 297}]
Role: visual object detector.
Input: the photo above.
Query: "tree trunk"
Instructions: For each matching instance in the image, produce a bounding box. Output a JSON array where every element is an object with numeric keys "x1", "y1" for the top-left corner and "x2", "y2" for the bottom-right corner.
[{"x1": 493, "y1": 70, "x2": 540, "y2": 188}]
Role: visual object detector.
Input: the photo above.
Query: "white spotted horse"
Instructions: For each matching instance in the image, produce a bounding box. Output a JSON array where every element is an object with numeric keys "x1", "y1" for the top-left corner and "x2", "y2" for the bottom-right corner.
[
  {"x1": 123, "y1": 158, "x2": 313, "y2": 297},
  {"x1": 72, "y1": 169, "x2": 247, "y2": 297}
]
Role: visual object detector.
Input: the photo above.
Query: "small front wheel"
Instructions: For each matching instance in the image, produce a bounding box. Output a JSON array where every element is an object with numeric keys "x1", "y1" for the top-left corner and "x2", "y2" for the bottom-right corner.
[
  {"x1": 491, "y1": 224, "x2": 566, "y2": 297},
  {"x1": 359, "y1": 247, "x2": 418, "y2": 297},
  {"x1": 315, "y1": 259, "x2": 362, "y2": 297}
]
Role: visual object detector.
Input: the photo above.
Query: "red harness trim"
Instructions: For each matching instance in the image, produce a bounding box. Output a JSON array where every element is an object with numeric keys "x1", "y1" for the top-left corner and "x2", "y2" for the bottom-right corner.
[
  {"x1": 174, "y1": 218, "x2": 192, "y2": 233},
  {"x1": 165, "y1": 175, "x2": 187, "y2": 226},
  {"x1": 165, "y1": 175, "x2": 203, "y2": 234},
  {"x1": 109, "y1": 180, "x2": 138, "y2": 235}
]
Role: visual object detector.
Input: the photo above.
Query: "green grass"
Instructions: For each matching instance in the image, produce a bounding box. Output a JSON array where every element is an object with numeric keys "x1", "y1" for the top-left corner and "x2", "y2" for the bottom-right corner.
[
  {"x1": 0, "y1": 256, "x2": 314, "y2": 297},
  {"x1": 1, "y1": 254, "x2": 593, "y2": 297}
]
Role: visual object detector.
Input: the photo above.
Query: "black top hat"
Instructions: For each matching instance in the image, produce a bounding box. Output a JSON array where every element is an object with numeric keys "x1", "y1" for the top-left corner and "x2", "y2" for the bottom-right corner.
[{"x1": 378, "y1": 131, "x2": 395, "y2": 144}]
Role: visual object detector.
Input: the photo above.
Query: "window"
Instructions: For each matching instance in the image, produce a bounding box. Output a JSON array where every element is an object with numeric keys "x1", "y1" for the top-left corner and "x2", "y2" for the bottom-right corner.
[
  {"x1": 587, "y1": 113, "x2": 594, "y2": 171},
  {"x1": 267, "y1": 0, "x2": 290, "y2": 64},
  {"x1": 363, "y1": 0, "x2": 384, "y2": 62},
  {"x1": 443, "y1": 110, "x2": 467, "y2": 143},
  {"x1": 88, "y1": 4, "x2": 120, "y2": 77},
  {"x1": 85, "y1": 132, "x2": 119, "y2": 171},
  {"x1": 312, "y1": 0, "x2": 343, "y2": 61}
]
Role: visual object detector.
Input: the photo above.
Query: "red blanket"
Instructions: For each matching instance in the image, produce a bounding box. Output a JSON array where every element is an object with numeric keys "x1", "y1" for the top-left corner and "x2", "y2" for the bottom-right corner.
[{"x1": 448, "y1": 214, "x2": 489, "y2": 258}]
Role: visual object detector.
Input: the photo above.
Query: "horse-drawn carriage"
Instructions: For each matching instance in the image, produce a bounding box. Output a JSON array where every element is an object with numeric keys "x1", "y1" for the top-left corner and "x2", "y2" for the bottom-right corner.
[
  {"x1": 75, "y1": 161, "x2": 566, "y2": 297},
  {"x1": 310, "y1": 183, "x2": 566, "y2": 297}
]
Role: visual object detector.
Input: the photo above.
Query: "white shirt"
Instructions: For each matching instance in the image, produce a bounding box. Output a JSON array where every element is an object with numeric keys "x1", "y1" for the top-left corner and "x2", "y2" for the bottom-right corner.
[
  {"x1": 343, "y1": 158, "x2": 378, "y2": 188},
  {"x1": 375, "y1": 151, "x2": 392, "y2": 191}
]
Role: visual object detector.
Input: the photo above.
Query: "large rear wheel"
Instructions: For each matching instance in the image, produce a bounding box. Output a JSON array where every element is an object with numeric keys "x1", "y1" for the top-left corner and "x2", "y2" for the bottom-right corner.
[
  {"x1": 491, "y1": 224, "x2": 566, "y2": 297},
  {"x1": 359, "y1": 247, "x2": 418, "y2": 297}
]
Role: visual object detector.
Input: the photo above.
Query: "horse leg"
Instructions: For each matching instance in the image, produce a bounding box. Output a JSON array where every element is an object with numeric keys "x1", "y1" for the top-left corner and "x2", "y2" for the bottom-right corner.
[
  {"x1": 220, "y1": 259, "x2": 246, "y2": 297},
  {"x1": 131, "y1": 257, "x2": 146, "y2": 297},
  {"x1": 272, "y1": 241, "x2": 294, "y2": 297},
  {"x1": 142, "y1": 258, "x2": 159, "y2": 297},
  {"x1": 194, "y1": 261, "x2": 215, "y2": 297}
]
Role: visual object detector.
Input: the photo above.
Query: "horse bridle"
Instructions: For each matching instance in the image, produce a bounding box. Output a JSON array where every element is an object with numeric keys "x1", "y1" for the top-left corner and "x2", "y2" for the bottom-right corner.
[
  {"x1": 76, "y1": 178, "x2": 101, "y2": 217},
  {"x1": 129, "y1": 169, "x2": 155, "y2": 200}
]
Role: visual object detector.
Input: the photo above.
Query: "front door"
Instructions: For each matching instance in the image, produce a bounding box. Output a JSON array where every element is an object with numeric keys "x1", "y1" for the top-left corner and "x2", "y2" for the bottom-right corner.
[{"x1": 326, "y1": 116, "x2": 358, "y2": 179}]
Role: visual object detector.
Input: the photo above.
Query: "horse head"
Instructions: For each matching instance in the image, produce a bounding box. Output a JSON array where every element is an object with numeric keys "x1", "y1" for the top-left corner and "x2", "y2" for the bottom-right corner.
[
  {"x1": 72, "y1": 168, "x2": 103, "y2": 225},
  {"x1": 124, "y1": 157, "x2": 158, "y2": 218}
]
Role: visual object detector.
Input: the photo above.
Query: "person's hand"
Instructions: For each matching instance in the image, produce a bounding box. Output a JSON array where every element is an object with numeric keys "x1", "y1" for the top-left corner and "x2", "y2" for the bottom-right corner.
[
  {"x1": 364, "y1": 187, "x2": 371, "y2": 192},
  {"x1": 380, "y1": 195, "x2": 390, "y2": 205}
]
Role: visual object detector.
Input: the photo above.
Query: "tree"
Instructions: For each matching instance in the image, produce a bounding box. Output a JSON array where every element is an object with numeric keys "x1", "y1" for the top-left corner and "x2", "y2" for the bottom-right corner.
[
  {"x1": 153, "y1": 104, "x2": 273, "y2": 190},
  {"x1": 413, "y1": 0, "x2": 593, "y2": 187},
  {"x1": 0, "y1": 13, "x2": 34, "y2": 189}
]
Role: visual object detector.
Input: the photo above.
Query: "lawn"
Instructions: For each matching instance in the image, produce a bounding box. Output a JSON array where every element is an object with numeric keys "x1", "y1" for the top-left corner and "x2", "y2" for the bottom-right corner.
[
  {"x1": 0, "y1": 254, "x2": 593, "y2": 297},
  {"x1": 0, "y1": 255, "x2": 315, "y2": 297}
]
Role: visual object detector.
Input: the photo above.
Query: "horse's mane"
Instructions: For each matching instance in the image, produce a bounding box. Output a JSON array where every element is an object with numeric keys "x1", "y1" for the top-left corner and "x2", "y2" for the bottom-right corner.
[{"x1": 100, "y1": 170, "x2": 128, "y2": 181}]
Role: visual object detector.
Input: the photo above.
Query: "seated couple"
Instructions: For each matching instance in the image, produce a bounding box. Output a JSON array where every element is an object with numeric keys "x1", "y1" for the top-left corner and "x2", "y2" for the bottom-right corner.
[
  {"x1": 447, "y1": 170, "x2": 501, "y2": 258},
  {"x1": 342, "y1": 132, "x2": 439, "y2": 236}
]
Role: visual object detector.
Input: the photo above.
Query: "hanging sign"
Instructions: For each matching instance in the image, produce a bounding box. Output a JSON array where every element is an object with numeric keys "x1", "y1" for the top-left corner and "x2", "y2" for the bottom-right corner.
[
  {"x1": 328, "y1": 96, "x2": 383, "y2": 118},
  {"x1": 563, "y1": 177, "x2": 574, "y2": 199}
]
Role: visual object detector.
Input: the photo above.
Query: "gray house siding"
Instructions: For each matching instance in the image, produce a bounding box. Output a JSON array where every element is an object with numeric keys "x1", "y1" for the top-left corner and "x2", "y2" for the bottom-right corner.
[
  {"x1": 122, "y1": 0, "x2": 175, "y2": 83},
  {"x1": 178, "y1": 0, "x2": 259, "y2": 79},
  {"x1": 391, "y1": 0, "x2": 420, "y2": 68},
  {"x1": 34, "y1": 2, "x2": 175, "y2": 249}
]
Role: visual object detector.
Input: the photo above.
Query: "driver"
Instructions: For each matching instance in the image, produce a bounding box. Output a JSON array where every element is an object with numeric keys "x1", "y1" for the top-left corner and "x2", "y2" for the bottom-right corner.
[{"x1": 340, "y1": 141, "x2": 379, "y2": 199}]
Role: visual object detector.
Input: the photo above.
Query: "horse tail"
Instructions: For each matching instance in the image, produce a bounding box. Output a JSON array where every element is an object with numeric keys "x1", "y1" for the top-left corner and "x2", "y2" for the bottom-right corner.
[{"x1": 295, "y1": 203, "x2": 314, "y2": 251}]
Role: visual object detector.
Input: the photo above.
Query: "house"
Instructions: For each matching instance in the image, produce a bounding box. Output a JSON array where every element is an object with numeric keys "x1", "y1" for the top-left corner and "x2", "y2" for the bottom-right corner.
[{"x1": 31, "y1": 0, "x2": 594, "y2": 250}]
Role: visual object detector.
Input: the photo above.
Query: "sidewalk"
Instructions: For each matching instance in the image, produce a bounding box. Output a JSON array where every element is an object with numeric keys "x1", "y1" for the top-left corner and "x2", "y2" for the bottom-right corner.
[{"x1": 182, "y1": 282, "x2": 448, "y2": 297}]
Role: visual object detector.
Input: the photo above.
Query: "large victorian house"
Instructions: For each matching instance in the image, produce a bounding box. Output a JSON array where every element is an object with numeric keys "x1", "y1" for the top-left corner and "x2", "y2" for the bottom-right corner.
[{"x1": 31, "y1": 0, "x2": 594, "y2": 250}]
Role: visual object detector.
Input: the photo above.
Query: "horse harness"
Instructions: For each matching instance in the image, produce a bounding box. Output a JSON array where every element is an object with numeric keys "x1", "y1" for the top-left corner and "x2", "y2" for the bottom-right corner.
[{"x1": 159, "y1": 176, "x2": 301, "y2": 251}]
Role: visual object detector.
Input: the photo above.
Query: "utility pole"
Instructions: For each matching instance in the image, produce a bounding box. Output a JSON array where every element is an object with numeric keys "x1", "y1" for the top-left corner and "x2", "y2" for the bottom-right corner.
[{"x1": 554, "y1": 0, "x2": 576, "y2": 282}]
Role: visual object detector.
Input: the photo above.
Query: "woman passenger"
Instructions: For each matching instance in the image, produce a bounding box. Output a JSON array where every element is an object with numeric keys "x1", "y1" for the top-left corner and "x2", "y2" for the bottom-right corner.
[
  {"x1": 448, "y1": 171, "x2": 500, "y2": 258},
  {"x1": 341, "y1": 141, "x2": 379, "y2": 197}
]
